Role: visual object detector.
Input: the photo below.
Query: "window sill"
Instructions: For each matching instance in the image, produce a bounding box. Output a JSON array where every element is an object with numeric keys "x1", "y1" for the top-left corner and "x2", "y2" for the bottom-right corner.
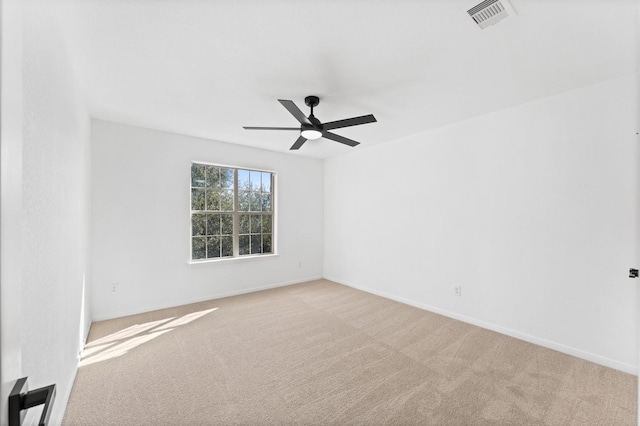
[{"x1": 188, "y1": 253, "x2": 279, "y2": 265}]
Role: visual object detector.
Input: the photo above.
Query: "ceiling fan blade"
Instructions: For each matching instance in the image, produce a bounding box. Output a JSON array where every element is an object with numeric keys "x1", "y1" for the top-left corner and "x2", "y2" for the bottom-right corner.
[
  {"x1": 290, "y1": 135, "x2": 307, "y2": 150},
  {"x1": 278, "y1": 99, "x2": 311, "y2": 125},
  {"x1": 243, "y1": 126, "x2": 300, "y2": 131},
  {"x1": 322, "y1": 114, "x2": 376, "y2": 131},
  {"x1": 322, "y1": 131, "x2": 360, "y2": 147}
]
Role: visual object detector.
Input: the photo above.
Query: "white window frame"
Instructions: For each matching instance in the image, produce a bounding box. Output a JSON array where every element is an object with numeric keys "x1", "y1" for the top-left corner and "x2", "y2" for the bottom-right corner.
[{"x1": 190, "y1": 161, "x2": 277, "y2": 263}]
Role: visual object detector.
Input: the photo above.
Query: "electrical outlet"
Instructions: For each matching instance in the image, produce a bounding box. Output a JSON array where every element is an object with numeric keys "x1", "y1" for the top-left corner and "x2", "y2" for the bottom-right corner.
[
  {"x1": 454, "y1": 286, "x2": 462, "y2": 296},
  {"x1": 111, "y1": 283, "x2": 119, "y2": 294}
]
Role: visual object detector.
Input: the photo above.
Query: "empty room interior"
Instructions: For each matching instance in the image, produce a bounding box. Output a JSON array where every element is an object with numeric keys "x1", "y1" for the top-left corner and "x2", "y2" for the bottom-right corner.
[{"x1": 1, "y1": 0, "x2": 639, "y2": 425}]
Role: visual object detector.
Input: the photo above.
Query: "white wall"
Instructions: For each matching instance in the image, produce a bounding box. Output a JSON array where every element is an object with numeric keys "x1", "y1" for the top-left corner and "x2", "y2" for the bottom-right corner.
[
  {"x1": 91, "y1": 120, "x2": 324, "y2": 320},
  {"x1": 635, "y1": 3, "x2": 640, "y2": 418},
  {"x1": 20, "y1": 2, "x2": 92, "y2": 424},
  {"x1": 325, "y1": 73, "x2": 638, "y2": 373},
  {"x1": 1, "y1": 0, "x2": 25, "y2": 424}
]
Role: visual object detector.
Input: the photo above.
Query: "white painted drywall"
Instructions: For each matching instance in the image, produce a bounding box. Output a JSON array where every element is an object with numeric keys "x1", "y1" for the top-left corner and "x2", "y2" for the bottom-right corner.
[
  {"x1": 324, "y1": 74, "x2": 639, "y2": 373},
  {"x1": 636, "y1": 1, "x2": 640, "y2": 419},
  {"x1": 90, "y1": 120, "x2": 324, "y2": 320},
  {"x1": 0, "y1": 0, "x2": 25, "y2": 424},
  {"x1": 21, "y1": 3, "x2": 92, "y2": 424}
]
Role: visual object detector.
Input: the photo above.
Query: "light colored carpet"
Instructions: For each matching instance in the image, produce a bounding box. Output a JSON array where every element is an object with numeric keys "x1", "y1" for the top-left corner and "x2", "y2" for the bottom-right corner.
[{"x1": 63, "y1": 279, "x2": 636, "y2": 425}]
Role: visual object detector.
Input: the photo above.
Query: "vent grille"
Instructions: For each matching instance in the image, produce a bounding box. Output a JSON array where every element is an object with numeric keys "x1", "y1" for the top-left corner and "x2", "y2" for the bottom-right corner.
[{"x1": 468, "y1": 0, "x2": 511, "y2": 29}]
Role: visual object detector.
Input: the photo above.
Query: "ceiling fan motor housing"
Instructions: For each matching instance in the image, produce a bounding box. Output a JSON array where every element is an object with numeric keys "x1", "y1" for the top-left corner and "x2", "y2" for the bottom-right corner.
[{"x1": 302, "y1": 122, "x2": 322, "y2": 131}]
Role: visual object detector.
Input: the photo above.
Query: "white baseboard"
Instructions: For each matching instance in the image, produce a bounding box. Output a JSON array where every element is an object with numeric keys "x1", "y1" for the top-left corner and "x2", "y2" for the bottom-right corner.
[
  {"x1": 91, "y1": 276, "x2": 324, "y2": 322},
  {"x1": 325, "y1": 276, "x2": 637, "y2": 376}
]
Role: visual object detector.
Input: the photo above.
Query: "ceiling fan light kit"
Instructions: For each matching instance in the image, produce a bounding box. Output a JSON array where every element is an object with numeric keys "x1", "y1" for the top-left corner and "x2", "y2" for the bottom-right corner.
[
  {"x1": 300, "y1": 129, "x2": 322, "y2": 140},
  {"x1": 243, "y1": 95, "x2": 376, "y2": 150}
]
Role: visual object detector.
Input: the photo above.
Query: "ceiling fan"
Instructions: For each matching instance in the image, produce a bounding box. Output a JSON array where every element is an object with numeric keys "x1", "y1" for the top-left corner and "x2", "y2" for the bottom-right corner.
[{"x1": 243, "y1": 96, "x2": 376, "y2": 150}]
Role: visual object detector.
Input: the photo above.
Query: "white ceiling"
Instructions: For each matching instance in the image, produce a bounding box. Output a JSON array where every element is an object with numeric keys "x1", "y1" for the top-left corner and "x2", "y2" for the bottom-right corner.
[{"x1": 55, "y1": 0, "x2": 638, "y2": 159}]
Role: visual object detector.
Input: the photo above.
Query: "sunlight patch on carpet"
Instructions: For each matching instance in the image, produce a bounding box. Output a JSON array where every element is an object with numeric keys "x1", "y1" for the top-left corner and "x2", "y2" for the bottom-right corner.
[{"x1": 80, "y1": 308, "x2": 218, "y2": 367}]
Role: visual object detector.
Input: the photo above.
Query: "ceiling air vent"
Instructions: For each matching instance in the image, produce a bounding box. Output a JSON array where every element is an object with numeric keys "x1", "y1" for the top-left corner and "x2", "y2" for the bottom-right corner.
[{"x1": 467, "y1": 0, "x2": 515, "y2": 29}]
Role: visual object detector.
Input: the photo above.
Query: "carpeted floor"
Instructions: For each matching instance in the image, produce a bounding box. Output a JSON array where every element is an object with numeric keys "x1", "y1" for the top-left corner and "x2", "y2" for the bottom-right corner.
[{"x1": 63, "y1": 279, "x2": 637, "y2": 425}]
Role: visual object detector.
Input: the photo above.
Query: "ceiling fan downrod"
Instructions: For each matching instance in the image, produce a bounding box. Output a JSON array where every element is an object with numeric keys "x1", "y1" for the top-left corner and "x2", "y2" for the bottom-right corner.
[{"x1": 305, "y1": 95, "x2": 320, "y2": 118}]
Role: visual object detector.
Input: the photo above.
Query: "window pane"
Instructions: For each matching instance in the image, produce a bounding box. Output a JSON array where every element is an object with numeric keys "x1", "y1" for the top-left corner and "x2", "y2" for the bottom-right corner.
[
  {"x1": 238, "y1": 191, "x2": 250, "y2": 211},
  {"x1": 251, "y1": 235, "x2": 262, "y2": 254},
  {"x1": 220, "y1": 190, "x2": 234, "y2": 211},
  {"x1": 221, "y1": 168, "x2": 234, "y2": 189},
  {"x1": 250, "y1": 192, "x2": 262, "y2": 212},
  {"x1": 262, "y1": 193, "x2": 271, "y2": 211},
  {"x1": 251, "y1": 215, "x2": 262, "y2": 234},
  {"x1": 191, "y1": 164, "x2": 206, "y2": 187},
  {"x1": 262, "y1": 234, "x2": 272, "y2": 253},
  {"x1": 207, "y1": 236, "x2": 220, "y2": 258},
  {"x1": 261, "y1": 172, "x2": 271, "y2": 192},
  {"x1": 221, "y1": 214, "x2": 233, "y2": 235},
  {"x1": 191, "y1": 188, "x2": 205, "y2": 210},
  {"x1": 221, "y1": 236, "x2": 233, "y2": 257},
  {"x1": 192, "y1": 237, "x2": 206, "y2": 259},
  {"x1": 239, "y1": 214, "x2": 250, "y2": 234},
  {"x1": 262, "y1": 215, "x2": 272, "y2": 233},
  {"x1": 205, "y1": 166, "x2": 220, "y2": 188},
  {"x1": 239, "y1": 235, "x2": 250, "y2": 255},
  {"x1": 206, "y1": 214, "x2": 220, "y2": 236},
  {"x1": 205, "y1": 190, "x2": 220, "y2": 211},
  {"x1": 250, "y1": 171, "x2": 261, "y2": 191},
  {"x1": 238, "y1": 169, "x2": 250, "y2": 190},
  {"x1": 192, "y1": 214, "x2": 206, "y2": 236}
]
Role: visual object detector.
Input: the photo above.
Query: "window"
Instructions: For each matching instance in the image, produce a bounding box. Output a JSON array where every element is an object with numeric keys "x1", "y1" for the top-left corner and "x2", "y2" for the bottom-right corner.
[{"x1": 191, "y1": 163, "x2": 275, "y2": 261}]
